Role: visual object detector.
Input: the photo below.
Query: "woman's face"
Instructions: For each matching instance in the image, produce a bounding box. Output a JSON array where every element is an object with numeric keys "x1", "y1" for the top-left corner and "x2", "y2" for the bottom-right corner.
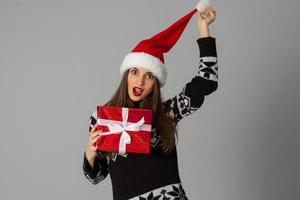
[{"x1": 127, "y1": 67, "x2": 156, "y2": 102}]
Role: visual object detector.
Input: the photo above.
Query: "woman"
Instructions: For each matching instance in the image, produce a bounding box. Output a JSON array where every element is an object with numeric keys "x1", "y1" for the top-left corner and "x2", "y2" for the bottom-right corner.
[{"x1": 83, "y1": 5, "x2": 217, "y2": 200}]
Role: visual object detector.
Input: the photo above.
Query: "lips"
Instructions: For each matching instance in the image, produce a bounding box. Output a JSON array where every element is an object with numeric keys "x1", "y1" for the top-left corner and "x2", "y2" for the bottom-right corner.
[{"x1": 133, "y1": 87, "x2": 143, "y2": 96}]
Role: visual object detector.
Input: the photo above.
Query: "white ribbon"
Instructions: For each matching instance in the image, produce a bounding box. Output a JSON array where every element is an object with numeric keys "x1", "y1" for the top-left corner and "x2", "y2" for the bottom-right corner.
[{"x1": 98, "y1": 107, "x2": 147, "y2": 154}]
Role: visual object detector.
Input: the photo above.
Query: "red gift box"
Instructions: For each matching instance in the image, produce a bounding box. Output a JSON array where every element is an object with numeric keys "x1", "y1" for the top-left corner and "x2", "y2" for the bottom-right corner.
[{"x1": 95, "y1": 106, "x2": 152, "y2": 154}]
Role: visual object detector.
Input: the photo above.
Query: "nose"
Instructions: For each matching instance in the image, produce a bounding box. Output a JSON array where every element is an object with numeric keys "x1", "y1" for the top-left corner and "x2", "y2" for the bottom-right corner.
[{"x1": 136, "y1": 75, "x2": 145, "y2": 86}]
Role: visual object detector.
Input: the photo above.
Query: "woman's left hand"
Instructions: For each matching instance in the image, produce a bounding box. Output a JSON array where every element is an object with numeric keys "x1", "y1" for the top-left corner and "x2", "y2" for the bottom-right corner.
[
  {"x1": 196, "y1": 7, "x2": 216, "y2": 38},
  {"x1": 197, "y1": 7, "x2": 216, "y2": 26}
]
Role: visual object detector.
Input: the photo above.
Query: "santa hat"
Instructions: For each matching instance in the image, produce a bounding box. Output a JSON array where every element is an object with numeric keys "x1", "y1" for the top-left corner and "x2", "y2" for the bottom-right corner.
[{"x1": 120, "y1": 0, "x2": 210, "y2": 87}]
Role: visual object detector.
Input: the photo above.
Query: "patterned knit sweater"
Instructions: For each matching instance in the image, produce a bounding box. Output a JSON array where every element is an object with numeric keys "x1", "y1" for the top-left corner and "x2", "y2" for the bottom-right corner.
[{"x1": 83, "y1": 37, "x2": 218, "y2": 200}]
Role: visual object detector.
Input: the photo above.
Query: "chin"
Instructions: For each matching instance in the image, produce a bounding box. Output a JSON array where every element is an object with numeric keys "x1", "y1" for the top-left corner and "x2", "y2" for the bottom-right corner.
[
  {"x1": 129, "y1": 94, "x2": 144, "y2": 102},
  {"x1": 131, "y1": 97, "x2": 142, "y2": 102},
  {"x1": 129, "y1": 95, "x2": 139, "y2": 102}
]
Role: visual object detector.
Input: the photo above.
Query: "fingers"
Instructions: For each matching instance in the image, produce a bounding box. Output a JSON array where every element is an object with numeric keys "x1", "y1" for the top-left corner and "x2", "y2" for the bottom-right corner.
[
  {"x1": 212, "y1": 9, "x2": 216, "y2": 15},
  {"x1": 89, "y1": 144, "x2": 98, "y2": 152},
  {"x1": 90, "y1": 124, "x2": 103, "y2": 134},
  {"x1": 208, "y1": 8, "x2": 216, "y2": 16},
  {"x1": 198, "y1": 8, "x2": 208, "y2": 17},
  {"x1": 88, "y1": 132, "x2": 100, "y2": 152},
  {"x1": 86, "y1": 124, "x2": 101, "y2": 153},
  {"x1": 207, "y1": 7, "x2": 216, "y2": 16},
  {"x1": 87, "y1": 124, "x2": 105, "y2": 152},
  {"x1": 197, "y1": 7, "x2": 216, "y2": 24},
  {"x1": 89, "y1": 131, "x2": 103, "y2": 143},
  {"x1": 91, "y1": 135, "x2": 100, "y2": 145},
  {"x1": 89, "y1": 131, "x2": 98, "y2": 139},
  {"x1": 88, "y1": 124, "x2": 99, "y2": 140},
  {"x1": 90, "y1": 124, "x2": 97, "y2": 134},
  {"x1": 198, "y1": 9, "x2": 214, "y2": 20}
]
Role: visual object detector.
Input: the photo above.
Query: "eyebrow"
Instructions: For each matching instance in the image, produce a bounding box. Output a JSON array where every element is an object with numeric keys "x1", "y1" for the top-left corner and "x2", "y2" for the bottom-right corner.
[{"x1": 132, "y1": 67, "x2": 154, "y2": 75}]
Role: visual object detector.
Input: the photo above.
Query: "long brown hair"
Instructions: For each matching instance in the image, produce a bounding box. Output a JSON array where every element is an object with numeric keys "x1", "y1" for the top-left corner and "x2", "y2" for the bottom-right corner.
[{"x1": 104, "y1": 69, "x2": 177, "y2": 155}]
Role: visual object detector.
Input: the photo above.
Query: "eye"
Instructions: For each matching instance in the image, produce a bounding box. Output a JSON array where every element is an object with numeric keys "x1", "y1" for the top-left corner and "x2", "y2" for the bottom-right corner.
[
  {"x1": 146, "y1": 74, "x2": 155, "y2": 80},
  {"x1": 130, "y1": 69, "x2": 138, "y2": 75}
]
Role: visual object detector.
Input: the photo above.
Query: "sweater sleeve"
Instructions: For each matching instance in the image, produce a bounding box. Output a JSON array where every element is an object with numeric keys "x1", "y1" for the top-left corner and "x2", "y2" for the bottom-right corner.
[
  {"x1": 163, "y1": 37, "x2": 218, "y2": 124},
  {"x1": 82, "y1": 110, "x2": 109, "y2": 184}
]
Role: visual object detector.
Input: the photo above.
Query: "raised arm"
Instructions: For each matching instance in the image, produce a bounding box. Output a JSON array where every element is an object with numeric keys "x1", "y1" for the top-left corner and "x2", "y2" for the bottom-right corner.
[{"x1": 163, "y1": 8, "x2": 218, "y2": 124}]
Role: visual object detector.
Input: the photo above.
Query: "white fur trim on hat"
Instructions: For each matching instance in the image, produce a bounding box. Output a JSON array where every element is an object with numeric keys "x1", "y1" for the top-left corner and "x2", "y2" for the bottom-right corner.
[
  {"x1": 196, "y1": 0, "x2": 210, "y2": 11},
  {"x1": 120, "y1": 52, "x2": 167, "y2": 87}
]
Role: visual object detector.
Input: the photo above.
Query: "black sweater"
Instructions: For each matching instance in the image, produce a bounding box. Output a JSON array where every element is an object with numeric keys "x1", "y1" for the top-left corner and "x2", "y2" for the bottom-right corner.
[{"x1": 83, "y1": 37, "x2": 218, "y2": 200}]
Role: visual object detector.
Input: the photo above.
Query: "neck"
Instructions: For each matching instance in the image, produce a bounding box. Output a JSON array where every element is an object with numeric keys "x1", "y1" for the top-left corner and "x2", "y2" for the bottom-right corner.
[{"x1": 133, "y1": 101, "x2": 140, "y2": 108}]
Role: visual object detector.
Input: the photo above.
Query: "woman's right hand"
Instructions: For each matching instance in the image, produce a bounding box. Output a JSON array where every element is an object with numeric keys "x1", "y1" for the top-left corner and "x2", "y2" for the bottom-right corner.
[{"x1": 85, "y1": 125, "x2": 102, "y2": 167}]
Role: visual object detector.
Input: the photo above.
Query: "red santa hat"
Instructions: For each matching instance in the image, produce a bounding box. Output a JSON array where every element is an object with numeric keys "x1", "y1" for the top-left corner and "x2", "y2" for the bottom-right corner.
[{"x1": 120, "y1": 0, "x2": 210, "y2": 87}]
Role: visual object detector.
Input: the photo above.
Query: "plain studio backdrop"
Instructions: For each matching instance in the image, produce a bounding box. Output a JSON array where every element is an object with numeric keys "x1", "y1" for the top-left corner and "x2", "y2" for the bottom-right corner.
[{"x1": 0, "y1": 0, "x2": 299, "y2": 199}]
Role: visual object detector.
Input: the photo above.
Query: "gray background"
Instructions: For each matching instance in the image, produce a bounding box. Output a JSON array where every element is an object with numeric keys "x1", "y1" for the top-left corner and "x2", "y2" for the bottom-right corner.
[{"x1": 0, "y1": 0, "x2": 299, "y2": 199}]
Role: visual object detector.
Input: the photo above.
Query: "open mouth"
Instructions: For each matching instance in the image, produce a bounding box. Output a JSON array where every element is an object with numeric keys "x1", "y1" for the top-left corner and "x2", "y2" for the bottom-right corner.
[{"x1": 133, "y1": 87, "x2": 143, "y2": 96}]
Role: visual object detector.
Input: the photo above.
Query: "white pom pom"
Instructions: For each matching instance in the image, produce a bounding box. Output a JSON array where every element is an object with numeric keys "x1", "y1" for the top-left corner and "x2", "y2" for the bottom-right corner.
[{"x1": 196, "y1": 0, "x2": 210, "y2": 11}]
